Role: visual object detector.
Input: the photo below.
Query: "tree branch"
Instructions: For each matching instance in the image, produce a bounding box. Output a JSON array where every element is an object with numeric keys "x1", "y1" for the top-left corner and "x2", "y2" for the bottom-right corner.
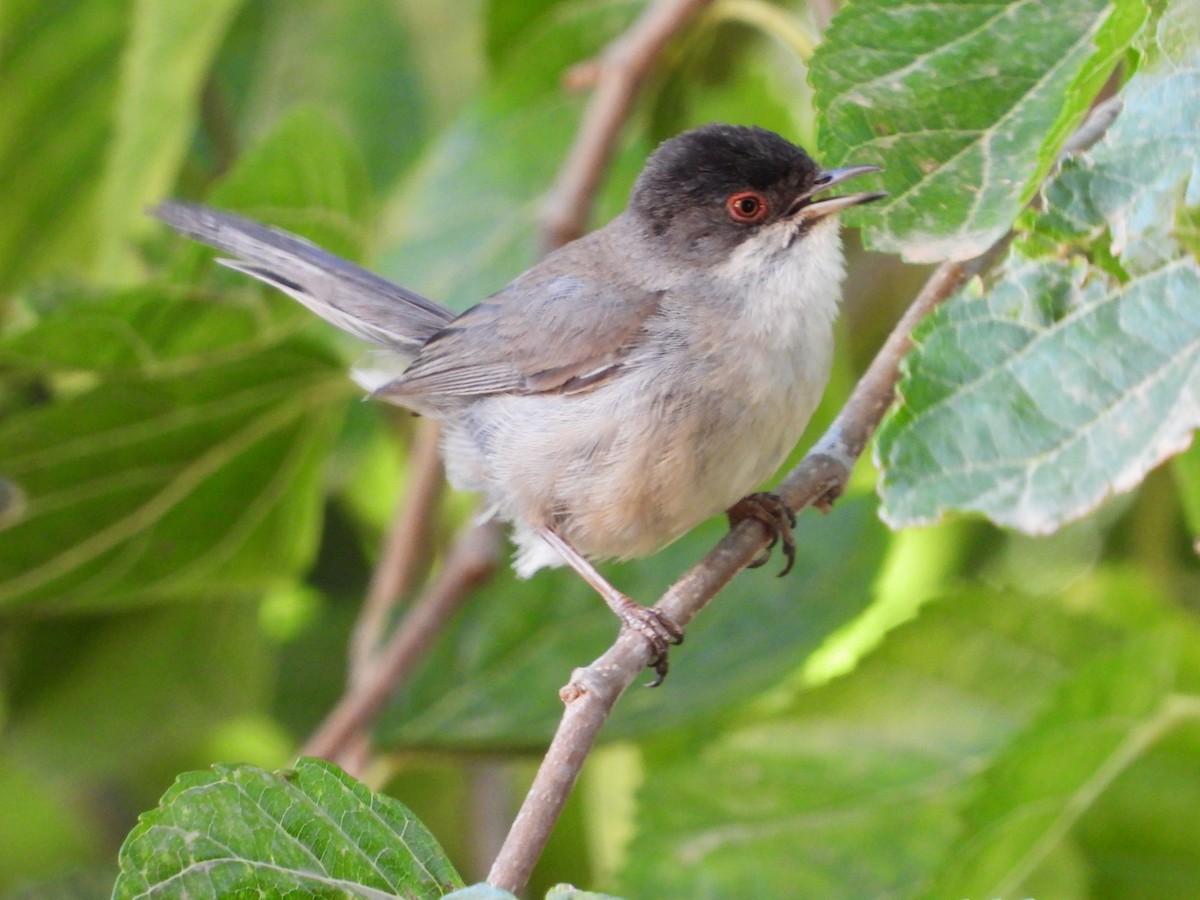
[
  {"x1": 349, "y1": 419, "x2": 445, "y2": 687},
  {"x1": 301, "y1": 418, "x2": 448, "y2": 778},
  {"x1": 540, "y1": 0, "x2": 716, "y2": 251},
  {"x1": 808, "y1": 0, "x2": 839, "y2": 32},
  {"x1": 302, "y1": 519, "x2": 502, "y2": 766}
]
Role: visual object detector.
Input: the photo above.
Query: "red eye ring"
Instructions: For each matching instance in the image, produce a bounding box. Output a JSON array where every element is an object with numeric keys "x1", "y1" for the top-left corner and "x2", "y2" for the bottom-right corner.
[{"x1": 726, "y1": 191, "x2": 769, "y2": 224}]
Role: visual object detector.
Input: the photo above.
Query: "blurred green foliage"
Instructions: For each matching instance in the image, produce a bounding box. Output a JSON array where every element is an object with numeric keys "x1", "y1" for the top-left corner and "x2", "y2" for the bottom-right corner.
[{"x1": 1, "y1": 0, "x2": 1198, "y2": 897}]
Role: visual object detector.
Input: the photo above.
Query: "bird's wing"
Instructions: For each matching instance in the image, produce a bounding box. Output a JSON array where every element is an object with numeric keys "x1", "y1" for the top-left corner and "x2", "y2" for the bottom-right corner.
[
  {"x1": 379, "y1": 274, "x2": 664, "y2": 399},
  {"x1": 152, "y1": 201, "x2": 455, "y2": 351}
]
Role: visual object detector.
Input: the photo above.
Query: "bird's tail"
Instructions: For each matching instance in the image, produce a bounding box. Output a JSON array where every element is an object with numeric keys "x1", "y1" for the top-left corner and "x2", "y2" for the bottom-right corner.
[{"x1": 152, "y1": 201, "x2": 455, "y2": 352}]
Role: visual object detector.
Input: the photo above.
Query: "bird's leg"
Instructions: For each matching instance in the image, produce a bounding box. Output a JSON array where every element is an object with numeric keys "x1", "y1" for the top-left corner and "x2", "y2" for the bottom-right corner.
[
  {"x1": 726, "y1": 492, "x2": 797, "y2": 576},
  {"x1": 536, "y1": 527, "x2": 683, "y2": 685}
]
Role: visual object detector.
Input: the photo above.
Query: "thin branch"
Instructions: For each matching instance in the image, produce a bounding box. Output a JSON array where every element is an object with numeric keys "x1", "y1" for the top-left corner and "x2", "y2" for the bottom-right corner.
[
  {"x1": 809, "y1": 0, "x2": 839, "y2": 32},
  {"x1": 302, "y1": 519, "x2": 502, "y2": 767},
  {"x1": 349, "y1": 419, "x2": 445, "y2": 687},
  {"x1": 541, "y1": 0, "x2": 717, "y2": 251}
]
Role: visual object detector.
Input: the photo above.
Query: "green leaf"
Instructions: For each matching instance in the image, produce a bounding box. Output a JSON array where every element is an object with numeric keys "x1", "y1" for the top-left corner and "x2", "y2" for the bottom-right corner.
[
  {"x1": 483, "y1": 0, "x2": 571, "y2": 67},
  {"x1": 112, "y1": 758, "x2": 464, "y2": 899},
  {"x1": 93, "y1": 0, "x2": 245, "y2": 281},
  {"x1": 810, "y1": 0, "x2": 1146, "y2": 262},
  {"x1": 206, "y1": 104, "x2": 374, "y2": 260},
  {"x1": 0, "y1": 867, "x2": 118, "y2": 900},
  {"x1": 0, "y1": 106, "x2": 377, "y2": 613},
  {"x1": 646, "y1": 18, "x2": 814, "y2": 152},
  {"x1": 876, "y1": 253, "x2": 1200, "y2": 532},
  {"x1": 0, "y1": 0, "x2": 127, "y2": 291},
  {"x1": 927, "y1": 634, "x2": 1194, "y2": 897},
  {"x1": 0, "y1": 762, "x2": 103, "y2": 888},
  {"x1": 876, "y1": 3, "x2": 1200, "y2": 532},
  {"x1": 3, "y1": 602, "x2": 270, "y2": 779},
  {"x1": 1074, "y1": 716, "x2": 1200, "y2": 898},
  {"x1": 377, "y1": 497, "x2": 887, "y2": 749},
  {"x1": 619, "y1": 588, "x2": 1188, "y2": 898},
  {"x1": 0, "y1": 287, "x2": 279, "y2": 375},
  {"x1": 1032, "y1": 0, "x2": 1200, "y2": 273},
  {"x1": 0, "y1": 290, "x2": 349, "y2": 613},
  {"x1": 226, "y1": 0, "x2": 431, "y2": 191},
  {"x1": 1173, "y1": 442, "x2": 1200, "y2": 548}
]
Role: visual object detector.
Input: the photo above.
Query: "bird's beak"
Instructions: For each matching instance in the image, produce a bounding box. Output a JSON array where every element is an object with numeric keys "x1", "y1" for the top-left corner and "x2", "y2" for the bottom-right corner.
[{"x1": 787, "y1": 165, "x2": 886, "y2": 220}]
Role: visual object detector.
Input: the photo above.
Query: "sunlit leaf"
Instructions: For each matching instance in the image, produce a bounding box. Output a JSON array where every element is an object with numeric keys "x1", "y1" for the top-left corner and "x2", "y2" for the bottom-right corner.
[
  {"x1": 93, "y1": 0, "x2": 245, "y2": 281},
  {"x1": 811, "y1": 0, "x2": 1146, "y2": 262},
  {"x1": 620, "y1": 588, "x2": 1193, "y2": 898},
  {"x1": 1032, "y1": 0, "x2": 1200, "y2": 273},
  {"x1": 877, "y1": 254, "x2": 1200, "y2": 531},
  {"x1": 876, "y1": 11, "x2": 1200, "y2": 532},
  {"x1": 0, "y1": 291, "x2": 349, "y2": 613}
]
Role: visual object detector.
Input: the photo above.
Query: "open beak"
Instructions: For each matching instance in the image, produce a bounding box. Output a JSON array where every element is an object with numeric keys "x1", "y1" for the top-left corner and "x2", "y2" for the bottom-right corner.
[{"x1": 787, "y1": 165, "x2": 886, "y2": 221}]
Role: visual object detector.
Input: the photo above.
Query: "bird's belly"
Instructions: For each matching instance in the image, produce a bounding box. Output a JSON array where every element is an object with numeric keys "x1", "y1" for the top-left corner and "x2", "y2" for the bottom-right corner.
[{"x1": 451, "y1": 350, "x2": 826, "y2": 566}]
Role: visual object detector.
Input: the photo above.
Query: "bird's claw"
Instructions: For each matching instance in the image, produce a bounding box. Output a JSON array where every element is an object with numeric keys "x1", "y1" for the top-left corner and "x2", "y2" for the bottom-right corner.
[
  {"x1": 618, "y1": 605, "x2": 683, "y2": 688},
  {"x1": 727, "y1": 492, "x2": 797, "y2": 576}
]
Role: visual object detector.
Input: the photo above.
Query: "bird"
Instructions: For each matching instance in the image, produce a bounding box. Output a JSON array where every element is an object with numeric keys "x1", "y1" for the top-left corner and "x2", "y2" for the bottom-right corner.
[{"x1": 153, "y1": 123, "x2": 883, "y2": 681}]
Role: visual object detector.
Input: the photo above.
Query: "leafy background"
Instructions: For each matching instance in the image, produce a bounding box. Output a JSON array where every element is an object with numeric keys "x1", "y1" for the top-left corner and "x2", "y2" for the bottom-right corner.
[{"x1": 1, "y1": 0, "x2": 1198, "y2": 897}]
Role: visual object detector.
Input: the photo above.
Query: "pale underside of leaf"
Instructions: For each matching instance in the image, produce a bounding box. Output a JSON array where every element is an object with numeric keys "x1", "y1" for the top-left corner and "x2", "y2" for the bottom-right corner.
[
  {"x1": 812, "y1": 0, "x2": 1135, "y2": 262},
  {"x1": 878, "y1": 255, "x2": 1200, "y2": 532}
]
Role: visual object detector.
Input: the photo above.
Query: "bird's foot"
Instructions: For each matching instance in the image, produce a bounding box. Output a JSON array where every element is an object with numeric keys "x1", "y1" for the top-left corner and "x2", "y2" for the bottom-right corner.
[
  {"x1": 727, "y1": 491, "x2": 798, "y2": 576},
  {"x1": 616, "y1": 602, "x2": 683, "y2": 687}
]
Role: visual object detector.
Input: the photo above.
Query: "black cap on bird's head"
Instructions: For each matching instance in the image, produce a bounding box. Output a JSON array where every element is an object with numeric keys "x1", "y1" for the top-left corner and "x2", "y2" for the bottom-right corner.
[{"x1": 629, "y1": 124, "x2": 884, "y2": 259}]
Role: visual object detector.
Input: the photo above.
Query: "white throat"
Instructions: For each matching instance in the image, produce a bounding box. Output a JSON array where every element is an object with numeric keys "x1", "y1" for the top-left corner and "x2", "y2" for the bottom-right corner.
[{"x1": 717, "y1": 217, "x2": 847, "y2": 341}]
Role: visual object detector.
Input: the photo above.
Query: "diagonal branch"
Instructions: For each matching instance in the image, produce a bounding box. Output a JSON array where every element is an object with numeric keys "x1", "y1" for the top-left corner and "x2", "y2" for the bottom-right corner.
[
  {"x1": 541, "y1": 0, "x2": 717, "y2": 250},
  {"x1": 302, "y1": 519, "x2": 502, "y2": 763},
  {"x1": 349, "y1": 418, "x2": 445, "y2": 687}
]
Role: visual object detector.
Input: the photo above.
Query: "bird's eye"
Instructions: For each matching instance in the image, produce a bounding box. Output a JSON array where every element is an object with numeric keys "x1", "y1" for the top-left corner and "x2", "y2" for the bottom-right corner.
[{"x1": 726, "y1": 191, "x2": 769, "y2": 224}]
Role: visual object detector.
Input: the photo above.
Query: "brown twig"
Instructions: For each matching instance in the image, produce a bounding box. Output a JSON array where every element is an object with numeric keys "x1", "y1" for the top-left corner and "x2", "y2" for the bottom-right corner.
[
  {"x1": 540, "y1": 0, "x2": 717, "y2": 251},
  {"x1": 808, "y1": 0, "x2": 839, "y2": 32},
  {"x1": 302, "y1": 519, "x2": 502, "y2": 765},
  {"x1": 303, "y1": 419, "x2": 448, "y2": 779},
  {"x1": 349, "y1": 419, "x2": 445, "y2": 687}
]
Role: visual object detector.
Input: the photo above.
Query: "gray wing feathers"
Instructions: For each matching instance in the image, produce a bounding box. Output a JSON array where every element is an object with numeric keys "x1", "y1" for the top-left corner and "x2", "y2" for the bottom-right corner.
[
  {"x1": 382, "y1": 275, "x2": 662, "y2": 400},
  {"x1": 152, "y1": 201, "x2": 454, "y2": 350}
]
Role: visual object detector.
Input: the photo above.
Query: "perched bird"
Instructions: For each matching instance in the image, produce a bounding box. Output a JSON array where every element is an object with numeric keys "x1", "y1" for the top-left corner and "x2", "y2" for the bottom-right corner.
[{"x1": 154, "y1": 124, "x2": 883, "y2": 680}]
